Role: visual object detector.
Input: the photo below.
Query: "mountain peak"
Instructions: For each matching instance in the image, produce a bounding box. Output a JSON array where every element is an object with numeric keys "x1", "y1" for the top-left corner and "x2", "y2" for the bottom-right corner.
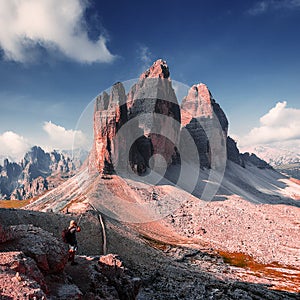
[
  {"x1": 181, "y1": 82, "x2": 229, "y2": 134},
  {"x1": 181, "y1": 82, "x2": 214, "y2": 122},
  {"x1": 140, "y1": 59, "x2": 170, "y2": 79},
  {"x1": 186, "y1": 83, "x2": 212, "y2": 106}
]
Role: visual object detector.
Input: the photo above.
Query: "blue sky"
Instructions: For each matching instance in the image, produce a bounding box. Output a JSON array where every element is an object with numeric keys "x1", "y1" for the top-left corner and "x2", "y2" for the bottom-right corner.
[{"x1": 0, "y1": 0, "x2": 300, "y2": 160}]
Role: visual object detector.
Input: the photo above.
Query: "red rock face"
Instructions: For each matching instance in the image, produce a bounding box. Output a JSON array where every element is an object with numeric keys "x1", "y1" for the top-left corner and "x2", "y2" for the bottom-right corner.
[
  {"x1": 92, "y1": 59, "x2": 230, "y2": 175},
  {"x1": 181, "y1": 83, "x2": 228, "y2": 169},
  {"x1": 127, "y1": 73, "x2": 181, "y2": 171},
  {"x1": 139, "y1": 59, "x2": 170, "y2": 79},
  {"x1": 92, "y1": 59, "x2": 181, "y2": 175},
  {"x1": 181, "y1": 83, "x2": 228, "y2": 131},
  {"x1": 92, "y1": 82, "x2": 128, "y2": 174},
  {"x1": 181, "y1": 84, "x2": 213, "y2": 124}
]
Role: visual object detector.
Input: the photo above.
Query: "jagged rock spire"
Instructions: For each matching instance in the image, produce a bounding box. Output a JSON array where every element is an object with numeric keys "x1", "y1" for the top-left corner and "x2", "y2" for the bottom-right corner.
[
  {"x1": 140, "y1": 59, "x2": 170, "y2": 79},
  {"x1": 92, "y1": 59, "x2": 180, "y2": 175},
  {"x1": 181, "y1": 83, "x2": 228, "y2": 134}
]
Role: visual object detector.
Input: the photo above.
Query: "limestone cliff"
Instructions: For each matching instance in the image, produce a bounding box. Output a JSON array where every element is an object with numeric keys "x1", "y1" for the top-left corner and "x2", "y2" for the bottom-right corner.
[
  {"x1": 92, "y1": 59, "x2": 181, "y2": 175},
  {"x1": 181, "y1": 83, "x2": 228, "y2": 168},
  {"x1": 91, "y1": 59, "x2": 270, "y2": 176}
]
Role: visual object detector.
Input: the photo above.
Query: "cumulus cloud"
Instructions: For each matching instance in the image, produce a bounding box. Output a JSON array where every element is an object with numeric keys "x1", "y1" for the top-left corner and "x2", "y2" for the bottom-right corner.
[
  {"x1": 137, "y1": 45, "x2": 153, "y2": 70},
  {"x1": 0, "y1": 122, "x2": 88, "y2": 162},
  {"x1": 139, "y1": 46, "x2": 152, "y2": 65},
  {"x1": 43, "y1": 121, "x2": 87, "y2": 150},
  {"x1": 239, "y1": 101, "x2": 300, "y2": 146},
  {"x1": 0, "y1": 131, "x2": 31, "y2": 161},
  {"x1": 248, "y1": 0, "x2": 300, "y2": 15},
  {"x1": 248, "y1": 1, "x2": 269, "y2": 15},
  {"x1": 0, "y1": 0, "x2": 115, "y2": 63}
]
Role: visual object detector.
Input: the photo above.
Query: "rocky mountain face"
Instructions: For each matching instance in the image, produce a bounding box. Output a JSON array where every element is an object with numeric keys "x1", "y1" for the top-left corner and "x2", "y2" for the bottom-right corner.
[
  {"x1": 241, "y1": 152, "x2": 273, "y2": 169},
  {"x1": 0, "y1": 159, "x2": 22, "y2": 198},
  {"x1": 226, "y1": 136, "x2": 245, "y2": 167},
  {"x1": 128, "y1": 60, "x2": 181, "y2": 172},
  {"x1": 181, "y1": 83, "x2": 228, "y2": 168},
  {"x1": 92, "y1": 59, "x2": 261, "y2": 177},
  {"x1": 0, "y1": 146, "x2": 83, "y2": 200},
  {"x1": 181, "y1": 83, "x2": 228, "y2": 132},
  {"x1": 92, "y1": 59, "x2": 181, "y2": 175},
  {"x1": 92, "y1": 83, "x2": 128, "y2": 174}
]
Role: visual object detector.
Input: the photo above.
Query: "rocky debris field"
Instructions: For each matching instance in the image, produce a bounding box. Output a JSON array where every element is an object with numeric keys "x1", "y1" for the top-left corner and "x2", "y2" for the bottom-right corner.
[
  {"x1": 167, "y1": 195, "x2": 300, "y2": 268},
  {"x1": 1, "y1": 208, "x2": 299, "y2": 299}
]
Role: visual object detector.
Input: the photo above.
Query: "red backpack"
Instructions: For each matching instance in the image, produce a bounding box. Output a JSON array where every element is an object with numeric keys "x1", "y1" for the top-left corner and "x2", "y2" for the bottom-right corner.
[{"x1": 61, "y1": 228, "x2": 71, "y2": 243}]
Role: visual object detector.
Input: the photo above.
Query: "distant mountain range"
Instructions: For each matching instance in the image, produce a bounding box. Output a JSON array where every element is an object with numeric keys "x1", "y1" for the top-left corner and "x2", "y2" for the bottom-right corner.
[
  {"x1": 0, "y1": 146, "x2": 87, "y2": 200},
  {"x1": 241, "y1": 145, "x2": 300, "y2": 179}
]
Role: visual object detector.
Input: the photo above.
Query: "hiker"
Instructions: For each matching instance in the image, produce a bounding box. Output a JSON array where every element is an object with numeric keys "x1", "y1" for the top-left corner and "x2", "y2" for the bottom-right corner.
[{"x1": 67, "y1": 220, "x2": 81, "y2": 265}]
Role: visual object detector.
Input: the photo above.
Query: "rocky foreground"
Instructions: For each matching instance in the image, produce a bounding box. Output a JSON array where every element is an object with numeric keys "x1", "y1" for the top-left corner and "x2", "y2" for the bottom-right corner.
[
  {"x1": 0, "y1": 208, "x2": 299, "y2": 299},
  {"x1": 0, "y1": 218, "x2": 140, "y2": 299}
]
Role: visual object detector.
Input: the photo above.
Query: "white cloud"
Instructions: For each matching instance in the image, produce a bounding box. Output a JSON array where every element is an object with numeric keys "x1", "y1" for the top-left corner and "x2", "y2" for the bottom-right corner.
[
  {"x1": 248, "y1": 1, "x2": 269, "y2": 15},
  {"x1": 0, "y1": 122, "x2": 88, "y2": 163},
  {"x1": 0, "y1": 0, "x2": 115, "y2": 63},
  {"x1": 238, "y1": 101, "x2": 300, "y2": 146},
  {"x1": 248, "y1": 0, "x2": 300, "y2": 15},
  {"x1": 0, "y1": 131, "x2": 31, "y2": 161},
  {"x1": 138, "y1": 45, "x2": 152, "y2": 69},
  {"x1": 43, "y1": 121, "x2": 87, "y2": 150}
]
